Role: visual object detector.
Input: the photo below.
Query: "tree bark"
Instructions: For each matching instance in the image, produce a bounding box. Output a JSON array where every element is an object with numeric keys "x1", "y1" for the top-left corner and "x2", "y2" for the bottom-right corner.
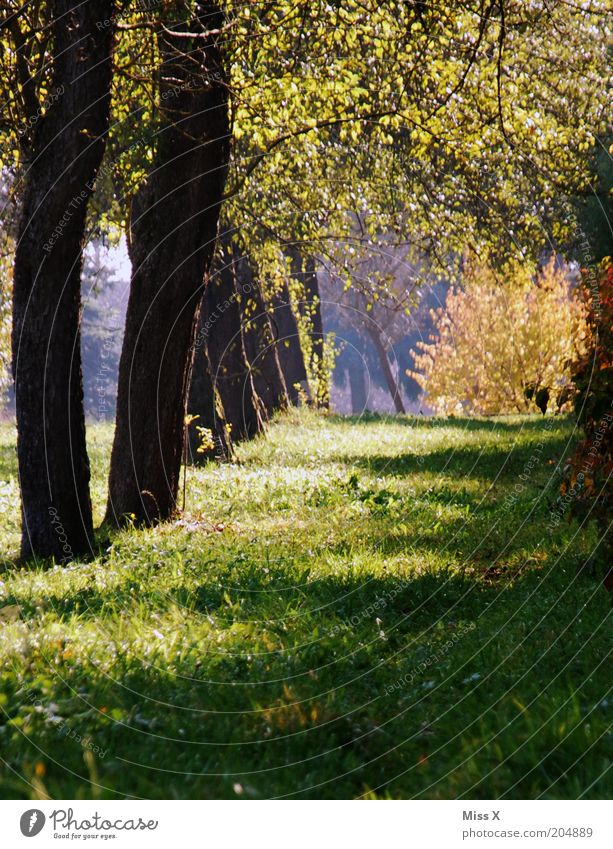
[
  {"x1": 367, "y1": 324, "x2": 406, "y2": 414},
  {"x1": 348, "y1": 357, "x2": 368, "y2": 414},
  {"x1": 295, "y1": 254, "x2": 328, "y2": 408},
  {"x1": 186, "y1": 343, "x2": 231, "y2": 462},
  {"x1": 12, "y1": 0, "x2": 114, "y2": 559},
  {"x1": 236, "y1": 255, "x2": 289, "y2": 418},
  {"x1": 270, "y1": 281, "x2": 310, "y2": 405},
  {"x1": 106, "y1": 3, "x2": 230, "y2": 525},
  {"x1": 205, "y1": 241, "x2": 264, "y2": 442}
]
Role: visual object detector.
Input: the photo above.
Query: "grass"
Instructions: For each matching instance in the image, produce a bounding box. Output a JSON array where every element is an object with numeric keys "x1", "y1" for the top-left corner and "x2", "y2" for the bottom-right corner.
[{"x1": 0, "y1": 409, "x2": 610, "y2": 799}]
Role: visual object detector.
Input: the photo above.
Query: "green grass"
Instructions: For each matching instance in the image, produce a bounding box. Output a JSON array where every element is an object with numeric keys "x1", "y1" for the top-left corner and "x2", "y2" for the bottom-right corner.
[{"x1": 0, "y1": 410, "x2": 610, "y2": 799}]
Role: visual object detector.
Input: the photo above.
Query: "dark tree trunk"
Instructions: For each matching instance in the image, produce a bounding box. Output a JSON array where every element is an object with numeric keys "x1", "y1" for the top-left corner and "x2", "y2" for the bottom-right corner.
[
  {"x1": 106, "y1": 3, "x2": 230, "y2": 525},
  {"x1": 186, "y1": 343, "x2": 231, "y2": 462},
  {"x1": 12, "y1": 0, "x2": 114, "y2": 560},
  {"x1": 348, "y1": 358, "x2": 368, "y2": 414},
  {"x1": 236, "y1": 256, "x2": 289, "y2": 418},
  {"x1": 295, "y1": 255, "x2": 328, "y2": 408},
  {"x1": 270, "y1": 281, "x2": 310, "y2": 405},
  {"x1": 205, "y1": 243, "x2": 264, "y2": 442},
  {"x1": 367, "y1": 325, "x2": 406, "y2": 414}
]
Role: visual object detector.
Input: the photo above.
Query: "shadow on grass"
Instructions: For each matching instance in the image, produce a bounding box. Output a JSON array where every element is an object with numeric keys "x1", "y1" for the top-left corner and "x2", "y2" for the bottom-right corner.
[
  {"x1": 4, "y1": 516, "x2": 567, "y2": 628},
  {"x1": 1, "y1": 555, "x2": 609, "y2": 801},
  {"x1": 340, "y1": 432, "x2": 573, "y2": 482},
  {"x1": 4, "y1": 434, "x2": 575, "y2": 582},
  {"x1": 328, "y1": 412, "x2": 574, "y2": 433},
  {"x1": 3, "y1": 416, "x2": 577, "y2": 578}
]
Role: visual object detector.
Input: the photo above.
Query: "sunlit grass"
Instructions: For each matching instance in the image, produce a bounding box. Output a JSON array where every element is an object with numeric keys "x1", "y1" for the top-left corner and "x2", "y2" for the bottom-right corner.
[{"x1": 0, "y1": 410, "x2": 610, "y2": 799}]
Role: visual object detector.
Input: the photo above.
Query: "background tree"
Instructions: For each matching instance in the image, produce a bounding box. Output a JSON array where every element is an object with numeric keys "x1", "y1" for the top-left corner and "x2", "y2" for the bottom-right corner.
[
  {"x1": 234, "y1": 252, "x2": 289, "y2": 419},
  {"x1": 196, "y1": 232, "x2": 266, "y2": 445},
  {"x1": 286, "y1": 251, "x2": 328, "y2": 408},
  {"x1": 186, "y1": 342, "x2": 232, "y2": 462},
  {"x1": 269, "y1": 279, "x2": 310, "y2": 405},
  {"x1": 80, "y1": 239, "x2": 125, "y2": 421},
  {"x1": 320, "y1": 235, "x2": 429, "y2": 414}
]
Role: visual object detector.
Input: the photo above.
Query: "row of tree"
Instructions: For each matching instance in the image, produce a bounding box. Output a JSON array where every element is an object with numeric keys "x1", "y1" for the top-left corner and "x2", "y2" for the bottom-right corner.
[{"x1": 0, "y1": 0, "x2": 609, "y2": 560}]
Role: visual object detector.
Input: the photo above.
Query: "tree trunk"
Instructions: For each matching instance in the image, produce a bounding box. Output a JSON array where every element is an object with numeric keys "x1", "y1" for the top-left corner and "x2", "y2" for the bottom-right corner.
[
  {"x1": 367, "y1": 325, "x2": 406, "y2": 414},
  {"x1": 270, "y1": 281, "x2": 310, "y2": 405},
  {"x1": 296, "y1": 255, "x2": 328, "y2": 408},
  {"x1": 186, "y1": 343, "x2": 231, "y2": 462},
  {"x1": 236, "y1": 255, "x2": 289, "y2": 418},
  {"x1": 12, "y1": 0, "x2": 114, "y2": 559},
  {"x1": 205, "y1": 242, "x2": 264, "y2": 442},
  {"x1": 106, "y1": 3, "x2": 229, "y2": 525},
  {"x1": 348, "y1": 357, "x2": 368, "y2": 414}
]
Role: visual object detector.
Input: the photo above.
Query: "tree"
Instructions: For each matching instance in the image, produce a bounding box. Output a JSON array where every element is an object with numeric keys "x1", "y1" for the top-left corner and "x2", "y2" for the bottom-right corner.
[
  {"x1": 409, "y1": 258, "x2": 589, "y2": 416},
  {"x1": 294, "y1": 255, "x2": 329, "y2": 409},
  {"x1": 233, "y1": 249, "x2": 289, "y2": 419},
  {"x1": 80, "y1": 239, "x2": 124, "y2": 421},
  {"x1": 197, "y1": 233, "x2": 264, "y2": 444},
  {"x1": 186, "y1": 342, "x2": 231, "y2": 462},
  {"x1": 226, "y1": 1, "x2": 609, "y2": 271},
  {"x1": 319, "y1": 234, "x2": 429, "y2": 414},
  {"x1": 8, "y1": 0, "x2": 115, "y2": 559},
  {"x1": 106, "y1": 2, "x2": 230, "y2": 525},
  {"x1": 269, "y1": 280, "x2": 310, "y2": 405},
  {"x1": 189, "y1": 229, "x2": 293, "y2": 451}
]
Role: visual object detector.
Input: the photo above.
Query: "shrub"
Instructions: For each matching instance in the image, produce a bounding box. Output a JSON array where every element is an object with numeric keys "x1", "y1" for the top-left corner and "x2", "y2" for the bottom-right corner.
[
  {"x1": 409, "y1": 258, "x2": 589, "y2": 416},
  {"x1": 560, "y1": 259, "x2": 612, "y2": 576}
]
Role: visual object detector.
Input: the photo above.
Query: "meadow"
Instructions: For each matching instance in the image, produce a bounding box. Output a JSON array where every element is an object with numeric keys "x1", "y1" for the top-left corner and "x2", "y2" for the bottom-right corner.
[{"x1": 0, "y1": 411, "x2": 610, "y2": 799}]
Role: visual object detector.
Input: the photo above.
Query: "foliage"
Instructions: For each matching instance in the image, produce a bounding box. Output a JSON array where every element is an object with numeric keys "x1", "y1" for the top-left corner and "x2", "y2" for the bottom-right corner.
[
  {"x1": 293, "y1": 302, "x2": 337, "y2": 409},
  {"x1": 4, "y1": 1, "x2": 609, "y2": 279},
  {"x1": 560, "y1": 260, "x2": 613, "y2": 567},
  {"x1": 409, "y1": 258, "x2": 589, "y2": 416},
  {"x1": 223, "y1": 0, "x2": 611, "y2": 282},
  {"x1": 195, "y1": 425, "x2": 216, "y2": 455},
  {"x1": 571, "y1": 142, "x2": 613, "y2": 265},
  {"x1": 0, "y1": 413, "x2": 609, "y2": 798}
]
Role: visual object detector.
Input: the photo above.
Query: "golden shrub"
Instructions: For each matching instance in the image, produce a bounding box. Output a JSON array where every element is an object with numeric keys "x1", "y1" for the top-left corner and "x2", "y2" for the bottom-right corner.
[{"x1": 409, "y1": 258, "x2": 589, "y2": 415}]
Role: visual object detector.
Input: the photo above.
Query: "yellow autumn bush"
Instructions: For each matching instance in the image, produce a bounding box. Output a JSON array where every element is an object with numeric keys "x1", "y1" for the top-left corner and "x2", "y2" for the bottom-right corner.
[{"x1": 409, "y1": 258, "x2": 589, "y2": 415}]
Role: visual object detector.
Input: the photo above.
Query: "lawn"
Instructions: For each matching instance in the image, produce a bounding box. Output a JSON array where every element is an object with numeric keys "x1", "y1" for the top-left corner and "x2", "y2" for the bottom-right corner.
[{"x1": 0, "y1": 410, "x2": 610, "y2": 799}]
